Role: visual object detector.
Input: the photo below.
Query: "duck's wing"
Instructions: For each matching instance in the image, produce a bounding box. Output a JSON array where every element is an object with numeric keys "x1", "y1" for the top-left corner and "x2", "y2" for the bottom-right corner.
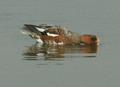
[
  {"x1": 39, "y1": 24, "x2": 54, "y2": 29},
  {"x1": 23, "y1": 24, "x2": 47, "y2": 35},
  {"x1": 22, "y1": 24, "x2": 67, "y2": 37},
  {"x1": 46, "y1": 28, "x2": 66, "y2": 35}
]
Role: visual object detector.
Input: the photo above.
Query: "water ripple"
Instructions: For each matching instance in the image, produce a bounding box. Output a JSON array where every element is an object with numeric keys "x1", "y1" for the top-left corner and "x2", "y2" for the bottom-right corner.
[{"x1": 22, "y1": 43, "x2": 99, "y2": 61}]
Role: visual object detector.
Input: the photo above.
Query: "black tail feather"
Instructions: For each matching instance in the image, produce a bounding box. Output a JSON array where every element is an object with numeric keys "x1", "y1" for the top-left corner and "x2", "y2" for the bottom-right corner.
[{"x1": 23, "y1": 24, "x2": 47, "y2": 35}]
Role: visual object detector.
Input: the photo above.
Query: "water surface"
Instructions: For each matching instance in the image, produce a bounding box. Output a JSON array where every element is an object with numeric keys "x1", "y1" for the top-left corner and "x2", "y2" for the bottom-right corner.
[{"x1": 0, "y1": 0, "x2": 120, "y2": 87}]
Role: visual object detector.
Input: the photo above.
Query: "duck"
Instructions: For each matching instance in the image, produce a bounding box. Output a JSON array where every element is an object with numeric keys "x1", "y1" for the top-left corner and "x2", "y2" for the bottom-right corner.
[{"x1": 21, "y1": 24, "x2": 100, "y2": 46}]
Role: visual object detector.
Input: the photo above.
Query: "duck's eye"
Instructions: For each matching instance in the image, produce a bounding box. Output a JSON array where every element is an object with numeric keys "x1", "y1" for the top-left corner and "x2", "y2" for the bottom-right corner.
[{"x1": 91, "y1": 36, "x2": 97, "y2": 41}]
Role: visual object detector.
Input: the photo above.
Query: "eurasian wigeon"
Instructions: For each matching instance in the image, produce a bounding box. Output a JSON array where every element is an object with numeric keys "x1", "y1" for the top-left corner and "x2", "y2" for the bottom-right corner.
[{"x1": 21, "y1": 24, "x2": 100, "y2": 46}]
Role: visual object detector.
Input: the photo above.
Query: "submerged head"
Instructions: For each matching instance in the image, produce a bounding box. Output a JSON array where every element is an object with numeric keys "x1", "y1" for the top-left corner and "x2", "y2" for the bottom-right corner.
[{"x1": 80, "y1": 34, "x2": 100, "y2": 46}]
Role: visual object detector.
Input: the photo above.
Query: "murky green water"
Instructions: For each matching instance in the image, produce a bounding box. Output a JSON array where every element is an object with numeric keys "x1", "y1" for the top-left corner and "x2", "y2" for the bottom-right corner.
[{"x1": 0, "y1": 0, "x2": 120, "y2": 87}]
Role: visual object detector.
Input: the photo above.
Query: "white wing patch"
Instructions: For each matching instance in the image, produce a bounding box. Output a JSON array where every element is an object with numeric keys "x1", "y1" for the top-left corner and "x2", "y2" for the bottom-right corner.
[
  {"x1": 36, "y1": 27, "x2": 45, "y2": 32},
  {"x1": 36, "y1": 38, "x2": 43, "y2": 44},
  {"x1": 47, "y1": 32, "x2": 59, "y2": 37}
]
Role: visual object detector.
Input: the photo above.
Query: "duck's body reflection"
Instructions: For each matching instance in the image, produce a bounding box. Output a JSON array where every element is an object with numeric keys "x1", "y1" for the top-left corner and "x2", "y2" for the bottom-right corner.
[{"x1": 23, "y1": 43, "x2": 98, "y2": 60}]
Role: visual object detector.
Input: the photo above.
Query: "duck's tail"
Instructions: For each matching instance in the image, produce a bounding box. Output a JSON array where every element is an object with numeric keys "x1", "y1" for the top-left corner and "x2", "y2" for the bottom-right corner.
[{"x1": 21, "y1": 24, "x2": 47, "y2": 36}]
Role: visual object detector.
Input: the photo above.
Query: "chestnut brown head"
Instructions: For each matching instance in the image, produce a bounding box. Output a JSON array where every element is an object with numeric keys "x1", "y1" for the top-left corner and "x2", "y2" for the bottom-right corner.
[{"x1": 80, "y1": 34, "x2": 100, "y2": 46}]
